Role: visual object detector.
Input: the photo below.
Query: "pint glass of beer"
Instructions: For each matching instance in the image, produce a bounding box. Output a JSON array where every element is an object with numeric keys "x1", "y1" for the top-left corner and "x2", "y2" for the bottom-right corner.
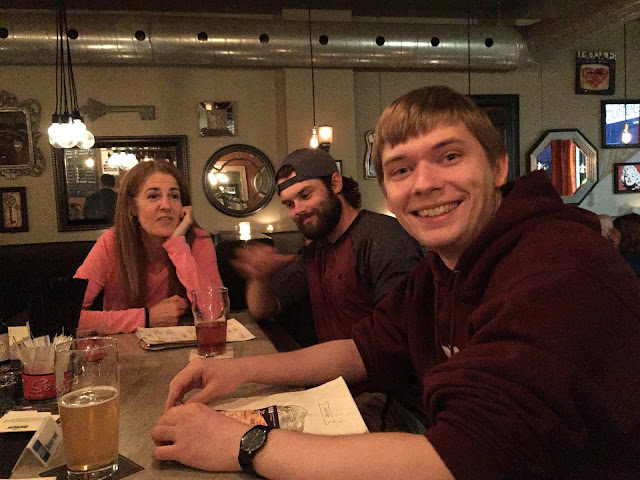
[
  {"x1": 192, "y1": 287, "x2": 230, "y2": 357},
  {"x1": 54, "y1": 337, "x2": 119, "y2": 480}
]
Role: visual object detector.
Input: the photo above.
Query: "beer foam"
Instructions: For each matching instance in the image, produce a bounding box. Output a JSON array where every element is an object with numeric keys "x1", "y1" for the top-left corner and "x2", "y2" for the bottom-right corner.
[{"x1": 59, "y1": 385, "x2": 118, "y2": 407}]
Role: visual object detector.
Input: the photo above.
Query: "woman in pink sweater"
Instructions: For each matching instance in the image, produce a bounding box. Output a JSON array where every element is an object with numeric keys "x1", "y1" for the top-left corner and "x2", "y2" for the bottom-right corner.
[{"x1": 75, "y1": 160, "x2": 223, "y2": 334}]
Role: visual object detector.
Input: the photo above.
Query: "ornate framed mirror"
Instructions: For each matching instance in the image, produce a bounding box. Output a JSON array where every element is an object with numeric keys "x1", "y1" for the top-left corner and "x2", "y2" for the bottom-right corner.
[
  {"x1": 527, "y1": 129, "x2": 598, "y2": 204},
  {"x1": 0, "y1": 90, "x2": 46, "y2": 179},
  {"x1": 52, "y1": 135, "x2": 188, "y2": 232},
  {"x1": 203, "y1": 144, "x2": 275, "y2": 217}
]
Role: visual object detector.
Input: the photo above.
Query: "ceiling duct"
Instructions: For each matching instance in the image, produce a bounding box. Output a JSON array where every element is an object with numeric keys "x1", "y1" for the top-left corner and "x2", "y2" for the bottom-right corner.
[
  {"x1": 521, "y1": 0, "x2": 640, "y2": 61},
  {"x1": 0, "y1": 10, "x2": 533, "y2": 70}
]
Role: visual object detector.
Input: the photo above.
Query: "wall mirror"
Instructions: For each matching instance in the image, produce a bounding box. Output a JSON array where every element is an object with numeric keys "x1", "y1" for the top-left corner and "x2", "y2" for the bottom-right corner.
[
  {"x1": 527, "y1": 129, "x2": 598, "y2": 204},
  {"x1": 0, "y1": 90, "x2": 46, "y2": 179},
  {"x1": 601, "y1": 100, "x2": 640, "y2": 147},
  {"x1": 472, "y1": 94, "x2": 520, "y2": 180},
  {"x1": 53, "y1": 135, "x2": 188, "y2": 232},
  {"x1": 203, "y1": 144, "x2": 275, "y2": 217},
  {"x1": 199, "y1": 101, "x2": 235, "y2": 137}
]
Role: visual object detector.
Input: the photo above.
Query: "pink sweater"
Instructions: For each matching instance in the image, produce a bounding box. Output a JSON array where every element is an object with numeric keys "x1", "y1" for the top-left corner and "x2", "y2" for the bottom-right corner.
[{"x1": 74, "y1": 228, "x2": 223, "y2": 334}]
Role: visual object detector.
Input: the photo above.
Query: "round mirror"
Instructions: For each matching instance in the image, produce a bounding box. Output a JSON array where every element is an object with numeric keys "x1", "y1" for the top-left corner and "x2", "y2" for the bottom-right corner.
[
  {"x1": 203, "y1": 144, "x2": 275, "y2": 217},
  {"x1": 527, "y1": 129, "x2": 598, "y2": 204}
]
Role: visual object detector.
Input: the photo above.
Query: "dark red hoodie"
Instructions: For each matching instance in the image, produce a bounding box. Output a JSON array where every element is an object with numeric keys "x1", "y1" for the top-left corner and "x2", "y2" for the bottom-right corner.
[{"x1": 353, "y1": 171, "x2": 640, "y2": 479}]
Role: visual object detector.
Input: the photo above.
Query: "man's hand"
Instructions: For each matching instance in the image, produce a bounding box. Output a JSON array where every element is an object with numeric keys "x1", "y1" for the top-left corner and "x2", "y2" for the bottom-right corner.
[
  {"x1": 171, "y1": 206, "x2": 194, "y2": 238},
  {"x1": 231, "y1": 243, "x2": 298, "y2": 281},
  {"x1": 152, "y1": 403, "x2": 249, "y2": 471},
  {"x1": 164, "y1": 357, "x2": 248, "y2": 412},
  {"x1": 148, "y1": 295, "x2": 188, "y2": 327}
]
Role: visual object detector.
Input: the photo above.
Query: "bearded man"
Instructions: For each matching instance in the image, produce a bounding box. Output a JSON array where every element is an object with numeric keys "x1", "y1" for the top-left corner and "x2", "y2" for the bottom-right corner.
[{"x1": 232, "y1": 148, "x2": 423, "y2": 343}]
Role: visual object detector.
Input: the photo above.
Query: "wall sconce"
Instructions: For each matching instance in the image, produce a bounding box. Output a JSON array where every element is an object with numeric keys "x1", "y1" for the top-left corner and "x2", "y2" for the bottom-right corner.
[
  {"x1": 238, "y1": 221, "x2": 251, "y2": 240},
  {"x1": 266, "y1": 224, "x2": 274, "y2": 233},
  {"x1": 318, "y1": 125, "x2": 333, "y2": 151}
]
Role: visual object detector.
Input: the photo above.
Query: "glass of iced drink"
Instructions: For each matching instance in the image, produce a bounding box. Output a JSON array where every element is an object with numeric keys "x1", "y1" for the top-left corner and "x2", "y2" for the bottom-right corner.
[
  {"x1": 192, "y1": 287, "x2": 230, "y2": 357},
  {"x1": 54, "y1": 337, "x2": 119, "y2": 480}
]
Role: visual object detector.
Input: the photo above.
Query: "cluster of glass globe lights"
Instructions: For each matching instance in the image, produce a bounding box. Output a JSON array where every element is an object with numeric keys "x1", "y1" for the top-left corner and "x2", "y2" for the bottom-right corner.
[
  {"x1": 107, "y1": 150, "x2": 139, "y2": 170},
  {"x1": 48, "y1": 112, "x2": 95, "y2": 150}
]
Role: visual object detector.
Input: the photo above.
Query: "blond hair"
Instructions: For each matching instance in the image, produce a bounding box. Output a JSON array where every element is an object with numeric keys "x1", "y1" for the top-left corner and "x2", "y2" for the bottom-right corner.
[
  {"x1": 114, "y1": 160, "x2": 195, "y2": 307},
  {"x1": 373, "y1": 86, "x2": 507, "y2": 192}
]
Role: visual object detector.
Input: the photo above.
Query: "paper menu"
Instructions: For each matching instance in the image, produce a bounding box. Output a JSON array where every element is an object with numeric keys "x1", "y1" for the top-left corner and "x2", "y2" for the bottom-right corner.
[
  {"x1": 0, "y1": 411, "x2": 59, "y2": 433},
  {"x1": 135, "y1": 318, "x2": 255, "y2": 350},
  {"x1": 213, "y1": 377, "x2": 369, "y2": 435}
]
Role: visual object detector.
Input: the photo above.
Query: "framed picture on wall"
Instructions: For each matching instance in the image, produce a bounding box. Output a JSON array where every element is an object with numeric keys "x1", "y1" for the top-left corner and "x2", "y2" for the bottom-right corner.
[
  {"x1": 0, "y1": 186, "x2": 28, "y2": 232},
  {"x1": 601, "y1": 100, "x2": 640, "y2": 147},
  {"x1": 363, "y1": 130, "x2": 376, "y2": 179},
  {"x1": 613, "y1": 163, "x2": 640, "y2": 193},
  {"x1": 575, "y1": 52, "x2": 616, "y2": 95}
]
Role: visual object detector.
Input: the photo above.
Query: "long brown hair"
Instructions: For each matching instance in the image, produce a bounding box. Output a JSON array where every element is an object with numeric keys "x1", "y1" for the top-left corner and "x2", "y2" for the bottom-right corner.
[
  {"x1": 614, "y1": 213, "x2": 640, "y2": 257},
  {"x1": 114, "y1": 160, "x2": 196, "y2": 307}
]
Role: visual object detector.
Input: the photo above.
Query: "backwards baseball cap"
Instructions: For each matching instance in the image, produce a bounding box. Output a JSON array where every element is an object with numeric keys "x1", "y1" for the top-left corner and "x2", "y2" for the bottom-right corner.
[{"x1": 276, "y1": 148, "x2": 339, "y2": 194}]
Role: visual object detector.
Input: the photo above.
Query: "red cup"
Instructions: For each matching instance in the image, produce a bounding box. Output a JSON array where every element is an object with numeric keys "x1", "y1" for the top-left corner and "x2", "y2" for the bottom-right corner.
[{"x1": 22, "y1": 372, "x2": 56, "y2": 400}]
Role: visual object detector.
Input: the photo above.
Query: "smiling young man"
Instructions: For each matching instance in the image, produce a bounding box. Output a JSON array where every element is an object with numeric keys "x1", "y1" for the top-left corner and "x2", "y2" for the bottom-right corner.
[
  {"x1": 232, "y1": 147, "x2": 423, "y2": 345},
  {"x1": 153, "y1": 87, "x2": 640, "y2": 479},
  {"x1": 380, "y1": 123, "x2": 506, "y2": 269}
]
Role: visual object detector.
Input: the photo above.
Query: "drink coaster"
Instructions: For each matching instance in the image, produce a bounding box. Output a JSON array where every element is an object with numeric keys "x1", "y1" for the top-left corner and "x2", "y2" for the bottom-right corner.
[
  {"x1": 40, "y1": 454, "x2": 143, "y2": 479},
  {"x1": 188, "y1": 345, "x2": 233, "y2": 361}
]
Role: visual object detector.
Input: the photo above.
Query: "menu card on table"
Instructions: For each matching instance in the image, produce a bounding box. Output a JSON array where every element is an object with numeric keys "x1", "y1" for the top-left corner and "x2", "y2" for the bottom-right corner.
[
  {"x1": 135, "y1": 318, "x2": 255, "y2": 350},
  {"x1": 0, "y1": 410, "x2": 63, "y2": 477},
  {"x1": 213, "y1": 377, "x2": 369, "y2": 435}
]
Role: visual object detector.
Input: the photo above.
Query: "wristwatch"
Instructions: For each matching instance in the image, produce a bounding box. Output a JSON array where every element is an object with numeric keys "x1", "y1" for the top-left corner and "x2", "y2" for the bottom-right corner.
[{"x1": 238, "y1": 425, "x2": 273, "y2": 474}]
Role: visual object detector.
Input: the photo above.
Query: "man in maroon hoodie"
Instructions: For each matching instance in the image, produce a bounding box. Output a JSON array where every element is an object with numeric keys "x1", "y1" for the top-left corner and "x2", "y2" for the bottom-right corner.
[{"x1": 153, "y1": 86, "x2": 640, "y2": 479}]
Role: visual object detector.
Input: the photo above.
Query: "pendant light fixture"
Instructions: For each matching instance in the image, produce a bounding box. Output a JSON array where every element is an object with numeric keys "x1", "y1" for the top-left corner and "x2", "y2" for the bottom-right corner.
[
  {"x1": 48, "y1": 0, "x2": 94, "y2": 150},
  {"x1": 621, "y1": 22, "x2": 632, "y2": 144},
  {"x1": 305, "y1": 10, "x2": 334, "y2": 151},
  {"x1": 307, "y1": 9, "x2": 319, "y2": 149}
]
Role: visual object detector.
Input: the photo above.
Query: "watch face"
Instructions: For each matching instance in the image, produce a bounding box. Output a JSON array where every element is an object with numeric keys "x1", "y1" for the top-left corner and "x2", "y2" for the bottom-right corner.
[{"x1": 241, "y1": 427, "x2": 268, "y2": 454}]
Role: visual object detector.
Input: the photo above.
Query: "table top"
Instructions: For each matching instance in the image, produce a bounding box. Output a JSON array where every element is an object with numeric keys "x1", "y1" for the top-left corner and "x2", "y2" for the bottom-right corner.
[{"x1": 11, "y1": 311, "x2": 298, "y2": 479}]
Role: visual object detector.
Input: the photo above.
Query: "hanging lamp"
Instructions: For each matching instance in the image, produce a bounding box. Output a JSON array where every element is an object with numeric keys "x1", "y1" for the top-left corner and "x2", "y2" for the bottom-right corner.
[
  {"x1": 48, "y1": 0, "x2": 94, "y2": 149},
  {"x1": 307, "y1": 9, "x2": 319, "y2": 149},
  {"x1": 305, "y1": 10, "x2": 333, "y2": 151},
  {"x1": 622, "y1": 22, "x2": 632, "y2": 144}
]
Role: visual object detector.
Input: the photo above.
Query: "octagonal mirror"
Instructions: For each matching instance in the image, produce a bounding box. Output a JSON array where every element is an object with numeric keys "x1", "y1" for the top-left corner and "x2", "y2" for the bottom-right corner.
[
  {"x1": 527, "y1": 129, "x2": 598, "y2": 204},
  {"x1": 203, "y1": 144, "x2": 275, "y2": 217}
]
